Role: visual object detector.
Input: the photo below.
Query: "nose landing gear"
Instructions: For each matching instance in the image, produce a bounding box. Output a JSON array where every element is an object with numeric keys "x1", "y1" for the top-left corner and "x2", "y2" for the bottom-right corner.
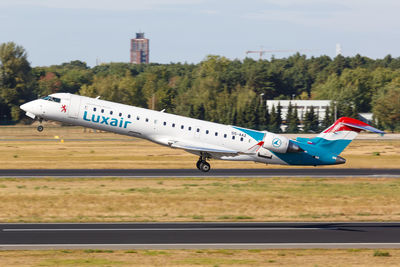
[
  {"x1": 37, "y1": 118, "x2": 44, "y2": 132},
  {"x1": 196, "y1": 155, "x2": 211, "y2": 172}
]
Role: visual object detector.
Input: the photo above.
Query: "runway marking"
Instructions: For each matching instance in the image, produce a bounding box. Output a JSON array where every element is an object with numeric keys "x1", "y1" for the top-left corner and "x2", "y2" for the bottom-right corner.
[
  {"x1": 2, "y1": 227, "x2": 326, "y2": 232},
  {"x1": 2, "y1": 243, "x2": 400, "y2": 249},
  {"x1": 3, "y1": 175, "x2": 400, "y2": 179}
]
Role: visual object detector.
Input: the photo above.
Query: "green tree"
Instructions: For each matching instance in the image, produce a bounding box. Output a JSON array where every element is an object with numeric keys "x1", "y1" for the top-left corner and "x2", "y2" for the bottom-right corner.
[
  {"x1": 38, "y1": 72, "x2": 62, "y2": 95},
  {"x1": 60, "y1": 68, "x2": 92, "y2": 94},
  {"x1": 313, "y1": 68, "x2": 373, "y2": 113},
  {"x1": 118, "y1": 71, "x2": 147, "y2": 107},
  {"x1": 303, "y1": 106, "x2": 319, "y2": 133},
  {"x1": 321, "y1": 105, "x2": 333, "y2": 130},
  {"x1": 0, "y1": 42, "x2": 34, "y2": 122},
  {"x1": 372, "y1": 78, "x2": 400, "y2": 132},
  {"x1": 79, "y1": 75, "x2": 120, "y2": 102},
  {"x1": 243, "y1": 95, "x2": 259, "y2": 129},
  {"x1": 269, "y1": 104, "x2": 282, "y2": 133},
  {"x1": 258, "y1": 100, "x2": 269, "y2": 131},
  {"x1": 286, "y1": 103, "x2": 300, "y2": 133}
]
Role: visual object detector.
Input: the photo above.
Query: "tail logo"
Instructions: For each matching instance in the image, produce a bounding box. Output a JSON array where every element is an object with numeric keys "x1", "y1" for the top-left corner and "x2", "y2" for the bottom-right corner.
[{"x1": 272, "y1": 138, "x2": 282, "y2": 148}]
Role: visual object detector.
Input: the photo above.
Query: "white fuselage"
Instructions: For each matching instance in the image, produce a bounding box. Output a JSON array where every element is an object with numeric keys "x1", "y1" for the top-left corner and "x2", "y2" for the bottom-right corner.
[{"x1": 21, "y1": 93, "x2": 288, "y2": 165}]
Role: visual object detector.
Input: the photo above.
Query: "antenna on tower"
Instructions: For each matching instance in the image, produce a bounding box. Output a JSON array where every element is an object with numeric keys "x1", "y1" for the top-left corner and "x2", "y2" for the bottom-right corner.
[{"x1": 336, "y1": 43, "x2": 342, "y2": 56}]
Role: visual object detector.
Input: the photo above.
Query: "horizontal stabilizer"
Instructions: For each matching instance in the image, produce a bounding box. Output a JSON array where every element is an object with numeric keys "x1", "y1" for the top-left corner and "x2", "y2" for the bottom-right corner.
[
  {"x1": 322, "y1": 117, "x2": 385, "y2": 135},
  {"x1": 341, "y1": 122, "x2": 385, "y2": 135}
]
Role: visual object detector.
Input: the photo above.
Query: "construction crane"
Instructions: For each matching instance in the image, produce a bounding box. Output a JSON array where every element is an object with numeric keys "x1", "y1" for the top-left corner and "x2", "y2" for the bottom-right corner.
[{"x1": 245, "y1": 49, "x2": 315, "y2": 60}]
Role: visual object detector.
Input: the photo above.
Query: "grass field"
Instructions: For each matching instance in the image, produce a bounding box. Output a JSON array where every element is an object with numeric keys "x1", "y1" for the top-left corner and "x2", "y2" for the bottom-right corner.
[
  {"x1": 0, "y1": 249, "x2": 399, "y2": 266},
  {"x1": 0, "y1": 125, "x2": 399, "y2": 169},
  {"x1": 0, "y1": 177, "x2": 399, "y2": 222},
  {"x1": 1, "y1": 126, "x2": 399, "y2": 265}
]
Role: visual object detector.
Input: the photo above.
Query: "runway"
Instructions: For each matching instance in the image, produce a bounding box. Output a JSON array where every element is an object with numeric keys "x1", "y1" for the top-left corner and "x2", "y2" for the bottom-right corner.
[
  {"x1": 1, "y1": 222, "x2": 400, "y2": 249},
  {"x1": 0, "y1": 168, "x2": 400, "y2": 178}
]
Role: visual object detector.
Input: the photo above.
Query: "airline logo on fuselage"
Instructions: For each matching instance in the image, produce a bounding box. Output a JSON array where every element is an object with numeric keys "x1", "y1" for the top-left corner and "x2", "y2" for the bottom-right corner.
[
  {"x1": 83, "y1": 111, "x2": 132, "y2": 128},
  {"x1": 272, "y1": 138, "x2": 282, "y2": 148}
]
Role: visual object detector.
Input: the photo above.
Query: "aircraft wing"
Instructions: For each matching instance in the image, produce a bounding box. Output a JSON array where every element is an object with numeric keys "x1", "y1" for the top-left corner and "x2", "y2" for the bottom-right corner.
[{"x1": 169, "y1": 140, "x2": 239, "y2": 158}]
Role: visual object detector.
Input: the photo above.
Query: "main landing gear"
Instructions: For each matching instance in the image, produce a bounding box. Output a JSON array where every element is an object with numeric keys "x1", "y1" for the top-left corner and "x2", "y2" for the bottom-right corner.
[{"x1": 196, "y1": 155, "x2": 211, "y2": 172}]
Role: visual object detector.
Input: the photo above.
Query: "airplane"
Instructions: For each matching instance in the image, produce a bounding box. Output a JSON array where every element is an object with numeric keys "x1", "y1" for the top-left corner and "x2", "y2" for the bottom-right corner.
[{"x1": 20, "y1": 93, "x2": 385, "y2": 172}]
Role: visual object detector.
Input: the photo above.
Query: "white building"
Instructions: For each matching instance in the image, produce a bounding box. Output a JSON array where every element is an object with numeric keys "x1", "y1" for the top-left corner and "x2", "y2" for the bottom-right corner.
[{"x1": 266, "y1": 100, "x2": 332, "y2": 121}]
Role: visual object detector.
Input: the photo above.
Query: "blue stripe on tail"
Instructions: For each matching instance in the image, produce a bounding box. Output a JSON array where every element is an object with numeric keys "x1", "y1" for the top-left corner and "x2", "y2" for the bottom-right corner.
[{"x1": 297, "y1": 137, "x2": 352, "y2": 156}]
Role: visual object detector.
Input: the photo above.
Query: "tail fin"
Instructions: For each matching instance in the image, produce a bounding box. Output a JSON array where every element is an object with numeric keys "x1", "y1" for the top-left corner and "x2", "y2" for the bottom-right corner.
[{"x1": 298, "y1": 117, "x2": 385, "y2": 155}]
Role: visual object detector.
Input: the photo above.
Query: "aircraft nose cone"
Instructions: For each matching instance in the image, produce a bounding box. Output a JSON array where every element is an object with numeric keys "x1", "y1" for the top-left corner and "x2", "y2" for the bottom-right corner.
[
  {"x1": 335, "y1": 156, "x2": 346, "y2": 164},
  {"x1": 20, "y1": 101, "x2": 38, "y2": 119},
  {"x1": 20, "y1": 101, "x2": 36, "y2": 113},
  {"x1": 20, "y1": 103, "x2": 29, "y2": 111}
]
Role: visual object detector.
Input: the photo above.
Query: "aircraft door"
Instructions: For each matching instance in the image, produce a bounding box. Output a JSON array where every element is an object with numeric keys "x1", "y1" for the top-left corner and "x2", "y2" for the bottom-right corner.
[
  {"x1": 68, "y1": 94, "x2": 81, "y2": 119},
  {"x1": 153, "y1": 119, "x2": 158, "y2": 132}
]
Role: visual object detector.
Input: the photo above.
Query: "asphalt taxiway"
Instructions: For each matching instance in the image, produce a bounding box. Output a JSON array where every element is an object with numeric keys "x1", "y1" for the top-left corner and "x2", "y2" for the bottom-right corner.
[
  {"x1": 1, "y1": 222, "x2": 400, "y2": 249},
  {"x1": 0, "y1": 168, "x2": 400, "y2": 178}
]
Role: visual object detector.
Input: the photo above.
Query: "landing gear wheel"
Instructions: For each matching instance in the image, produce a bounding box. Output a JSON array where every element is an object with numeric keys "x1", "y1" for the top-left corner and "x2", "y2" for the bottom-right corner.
[
  {"x1": 199, "y1": 161, "x2": 210, "y2": 172},
  {"x1": 196, "y1": 160, "x2": 202, "y2": 170},
  {"x1": 37, "y1": 125, "x2": 44, "y2": 132}
]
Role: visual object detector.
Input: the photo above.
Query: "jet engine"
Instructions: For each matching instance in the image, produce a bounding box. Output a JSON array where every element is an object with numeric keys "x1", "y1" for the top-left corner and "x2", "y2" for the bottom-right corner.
[{"x1": 262, "y1": 133, "x2": 303, "y2": 154}]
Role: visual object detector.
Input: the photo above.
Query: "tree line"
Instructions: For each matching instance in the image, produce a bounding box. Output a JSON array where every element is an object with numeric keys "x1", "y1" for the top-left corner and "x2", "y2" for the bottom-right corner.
[{"x1": 1, "y1": 42, "x2": 400, "y2": 131}]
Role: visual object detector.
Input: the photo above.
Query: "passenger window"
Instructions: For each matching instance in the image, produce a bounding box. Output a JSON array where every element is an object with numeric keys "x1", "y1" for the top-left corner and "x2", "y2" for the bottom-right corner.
[
  {"x1": 196, "y1": 128, "x2": 200, "y2": 132},
  {"x1": 232, "y1": 136, "x2": 235, "y2": 140},
  {"x1": 119, "y1": 113, "x2": 122, "y2": 117},
  {"x1": 101, "y1": 109, "x2": 104, "y2": 113},
  {"x1": 240, "y1": 137, "x2": 244, "y2": 141},
  {"x1": 206, "y1": 130, "x2": 209, "y2": 134},
  {"x1": 224, "y1": 134, "x2": 227, "y2": 138},
  {"x1": 110, "y1": 111, "x2": 113, "y2": 115},
  {"x1": 172, "y1": 123, "x2": 175, "y2": 127},
  {"x1": 188, "y1": 127, "x2": 192, "y2": 131},
  {"x1": 145, "y1": 118, "x2": 149, "y2": 122},
  {"x1": 127, "y1": 114, "x2": 131, "y2": 118},
  {"x1": 215, "y1": 132, "x2": 218, "y2": 136},
  {"x1": 181, "y1": 125, "x2": 184, "y2": 129},
  {"x1": 163, "y1": 122, "x2": 167, "y2": 126},
  {"x1": 93, "y1": 107, "x2": 96, "y2": 112},
  {"x1": 137, "y1": 116, "x2": 140, "y2": 120}
]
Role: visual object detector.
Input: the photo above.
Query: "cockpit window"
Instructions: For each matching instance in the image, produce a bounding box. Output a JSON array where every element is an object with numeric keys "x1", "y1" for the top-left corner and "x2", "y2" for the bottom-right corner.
[{"x1": 41, "y1": 96, "x2": 61, "y2": 103}]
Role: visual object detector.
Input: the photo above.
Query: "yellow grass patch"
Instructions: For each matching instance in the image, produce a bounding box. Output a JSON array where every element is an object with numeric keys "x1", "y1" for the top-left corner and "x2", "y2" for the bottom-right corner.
[
  {"x1": 0, "y1": 125, "x2": 399, "y2": 169},
  {"x1": 0, "y1": 177, "x2": 400, "y2": 222},
  {"x1": 0, "y1": 249, "x2": 399, "y2": 266}
]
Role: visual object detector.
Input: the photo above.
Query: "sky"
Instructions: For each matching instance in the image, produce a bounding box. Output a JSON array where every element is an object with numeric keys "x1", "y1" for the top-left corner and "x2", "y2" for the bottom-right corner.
[{"x1": 1, "y1": 0, "x2": 400, "y2": 67}]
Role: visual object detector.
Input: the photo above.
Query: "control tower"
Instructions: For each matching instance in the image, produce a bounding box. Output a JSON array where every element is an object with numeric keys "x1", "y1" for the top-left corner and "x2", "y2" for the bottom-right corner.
[{"x1": 130, "y1": 32, "x2": 149, "y2": 64}]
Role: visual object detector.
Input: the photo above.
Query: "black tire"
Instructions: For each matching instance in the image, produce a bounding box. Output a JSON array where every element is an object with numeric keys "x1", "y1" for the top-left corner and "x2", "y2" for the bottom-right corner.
[
  {"x1": 199, "y1": 161, "x2": 210, "y2": 172},
  {"x1": 196, "y1": 160, "x2": 202, "y2": 170},
  {"x1": 37, "y1": 125, "x2": 44, "y2": 132}
]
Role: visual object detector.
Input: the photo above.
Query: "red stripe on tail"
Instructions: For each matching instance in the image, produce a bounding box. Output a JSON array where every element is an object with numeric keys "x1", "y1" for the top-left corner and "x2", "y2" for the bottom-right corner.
[{"x1": 323, "y1": 117, "x2": 369, "y2": 133}]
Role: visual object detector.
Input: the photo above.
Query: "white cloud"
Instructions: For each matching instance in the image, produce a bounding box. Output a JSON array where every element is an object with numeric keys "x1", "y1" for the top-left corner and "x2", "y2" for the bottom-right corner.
[{"x1": 0, "y1": 0, "x2": 205, "y2": 11}]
